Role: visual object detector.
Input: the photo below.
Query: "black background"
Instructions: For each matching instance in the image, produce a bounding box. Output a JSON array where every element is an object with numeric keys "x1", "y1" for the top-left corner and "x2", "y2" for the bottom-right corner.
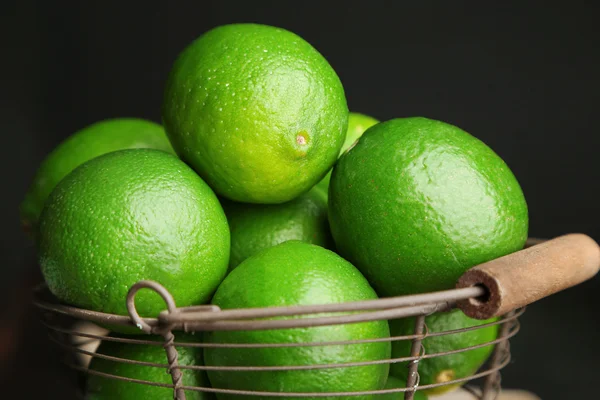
[{"x1": 2, "y1": 1, "x2": 599, "y2": 399}]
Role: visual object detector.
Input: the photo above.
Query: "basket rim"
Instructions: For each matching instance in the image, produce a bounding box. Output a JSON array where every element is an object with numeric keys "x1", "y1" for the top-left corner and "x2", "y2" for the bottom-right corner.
[{"x1": 33, "y1": 282, "x2": 486, "y2": 332}]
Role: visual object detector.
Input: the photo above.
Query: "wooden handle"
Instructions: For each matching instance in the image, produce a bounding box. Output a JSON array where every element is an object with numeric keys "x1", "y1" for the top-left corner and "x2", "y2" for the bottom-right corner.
[{"x1": 457, "y1": 234, "x2": 600, "y2": 319}]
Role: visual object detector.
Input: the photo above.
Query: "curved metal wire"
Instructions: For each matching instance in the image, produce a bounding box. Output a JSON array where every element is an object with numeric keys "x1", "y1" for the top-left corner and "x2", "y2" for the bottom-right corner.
[
  {"x1": 33, "y1": 282, "x2": 486, "y2": 330},
  {"x1": 56, "y1": 345, "x2": 511, "y2": 397},
  {"x1": 41, "y1": 307, "x2": 524, "y2": 349},
  {"x1": 48, "y1": 318, "x2": 517, "y2": 372},
  {"x1": 35, "y1": 276, "x2": 524, "y2": 399}
]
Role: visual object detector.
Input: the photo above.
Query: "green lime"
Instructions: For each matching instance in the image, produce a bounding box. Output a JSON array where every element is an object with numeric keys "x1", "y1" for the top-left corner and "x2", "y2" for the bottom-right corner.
[
  {"x1": 316, "y1": 112, "x2": 379, "y2": 194},
  {"x1": 38, "y1": 149, "x2": 230, "y2": 328},
  {"x1": 162, "y1": 23, "x2": 348, "y2": 204},
  {"x1": 389, "y1": 309, "x2": 498, "y2": 395},
  {"x1": 87, "y1": 334, "x2": 212, "y2": 399},
  {"x1": 328, "y1": 117, "x2": 528, "y2": 296},
  {"x1": 20, "y1": 118, "x2": 174, "y2": 232},
  {"x1": 378, "y1": 376, "x2": 428, "y2": 400},
  {"x1": 203, "y1": 241, "x2": 390, "y2": 400},
  {"x1": 221, "y1": 187, "x2": 333, "y2": 270}
]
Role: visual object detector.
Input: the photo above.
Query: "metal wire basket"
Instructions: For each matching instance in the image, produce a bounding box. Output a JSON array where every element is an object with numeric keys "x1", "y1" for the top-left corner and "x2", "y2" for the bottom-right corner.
[{"x1": 34, "y1": 234, "x2": 600, "y2": 400}]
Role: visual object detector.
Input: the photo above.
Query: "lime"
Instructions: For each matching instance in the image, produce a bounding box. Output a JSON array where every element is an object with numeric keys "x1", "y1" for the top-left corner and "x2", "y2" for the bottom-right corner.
[
  {"x1": 162, "y1": 23, "x2": 348, "y2": 204},
  {"x1": 316, "y1": 112, "x2": 379, "y2": 194},
  {"x1": 340, "y1": 113, "x2": 380, "y2": 157},
  {"x1": 221, "y1": 187, "x2": 333, "y2": 270},
  {"x1": 87, "y1": 334, "x2": 212, "y2": 399},
  {"x1": 20, "y1": 118, "x2": 174, "y2": 232},
  {"x1": 389, "y1": 309, "x2": 498, "y2": 395},
  {"x1": 328, "y1": 117, "x2": 528, "y2": 296},
  {"x1": 38, "y1": 149, "x2": 230, "y2": 327},
  {"x1": 203, "y1": 241, "x2": 390, "y2": 400}
]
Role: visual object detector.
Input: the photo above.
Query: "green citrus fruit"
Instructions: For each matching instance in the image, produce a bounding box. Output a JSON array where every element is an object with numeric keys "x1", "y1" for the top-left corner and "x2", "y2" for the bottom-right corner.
[
  {"x1": 87, "y1": 334, "x2": 212, "y2": 399},
  {"x1": 389, "y1": 309, "x2": 498, "y2": 395},
  {"x1": 162, "y1": 23, "x2": 348, "y2": 204},
  {"x1": 316, "y1": 112, "x2": 379, "y2": 194},
  {"x1": 20, "y1": 118, "x2": 174, "y2": 233},
  {"x1": 329, "y1": 117, "x2": 528, "y2": 296},
  {"x1": 203, "y1": 241, "x2": 390, "y2": 400},
  {"x1": 38, "y1": 149, "x2": 230, "y2": 327},
  {"x1": 221, "y1": 187, "x2": 333, "y2": 270},
  {"x1": 379, "y1": 376, "x2": 428, "y2": 400}
]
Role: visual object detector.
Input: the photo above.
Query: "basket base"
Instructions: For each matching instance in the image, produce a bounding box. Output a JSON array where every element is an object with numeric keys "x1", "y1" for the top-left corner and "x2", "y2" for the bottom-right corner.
[{"x1": 433, "y1": 388, "x2": 540, "y2": 400}]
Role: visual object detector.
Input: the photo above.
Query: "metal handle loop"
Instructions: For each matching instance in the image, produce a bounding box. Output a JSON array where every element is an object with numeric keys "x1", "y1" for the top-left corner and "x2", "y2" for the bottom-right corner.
[{"x1": 126, "y1": 280, "x2": 178, "y2": 334}]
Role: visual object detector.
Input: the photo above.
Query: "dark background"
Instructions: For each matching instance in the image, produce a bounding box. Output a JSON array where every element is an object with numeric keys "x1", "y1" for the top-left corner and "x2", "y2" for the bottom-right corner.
[{"x1": 2, "y1": 1, "x2": 599, "y2": 399}]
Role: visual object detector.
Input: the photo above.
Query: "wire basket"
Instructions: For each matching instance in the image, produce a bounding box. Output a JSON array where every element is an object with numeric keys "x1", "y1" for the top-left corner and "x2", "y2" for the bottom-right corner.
[{"x1": 34, "y1": 234, "x2": 600, "y2": 400}]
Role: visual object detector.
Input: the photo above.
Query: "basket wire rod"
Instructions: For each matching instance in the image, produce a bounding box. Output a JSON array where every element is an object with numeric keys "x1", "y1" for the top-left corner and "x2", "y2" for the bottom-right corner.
[
  {"x1": 462, "y1": 385, "x2": 483, "y2": 399},
  {"x1": 481, "y1": 310, "x2": 514, "y2": 400},
  {"x1": 163, "y1": 330, "x2": 186, "y2": 400},
  {"x1": 179, "y1": 301, "x2": 452, "y2": 332},
  {"x1": 58, "y1": 351, "x2": 512, "y2": 397},
  {"x1": 126, "y1": 280, "x2": 187, "y2": 400},
  {"x1": 404, "y1": 314, "x2": 426, "y2": 400},
  {"x1": 41, "y1": 307, "x2": 525, "y2": 348},
  {"x1": 47, "y1": 319, "x2": 519, "y2": 372},
  {"x1": 32, "y1": 282, "x2": 485, "y2": 329},
  {"x1": 160, "y1": 286, "x2": 485, "y2": 324}
]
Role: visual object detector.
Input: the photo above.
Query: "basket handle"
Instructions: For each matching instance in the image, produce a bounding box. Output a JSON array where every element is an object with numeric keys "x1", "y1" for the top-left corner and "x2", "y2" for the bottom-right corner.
[{"x1": 456, "y1": 233, "x2": 600, "y2": 319}]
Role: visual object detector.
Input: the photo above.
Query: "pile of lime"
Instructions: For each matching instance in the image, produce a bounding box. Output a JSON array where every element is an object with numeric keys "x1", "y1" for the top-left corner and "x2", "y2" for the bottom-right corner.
[{"x1": 23, "y1": 23, "x2": 528, "y2": 399}]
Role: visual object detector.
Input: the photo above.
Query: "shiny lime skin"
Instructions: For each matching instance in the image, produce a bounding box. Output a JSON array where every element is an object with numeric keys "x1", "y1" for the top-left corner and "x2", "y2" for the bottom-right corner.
[
  {"x1": 38, "y1": 149, "x2": 230, "y2": 324},
  {"x1": 380, "y1": 376, "x2": 428, "y2": 400},
  {"x1": 20, "y1": 118, "x2": 174, "y2": 231},
  {"x1": 87, "y1": 334, "x2": 212, "y2": 400},
  {"x1": 329, "y1": 117, "x2": 528, "y2": 296},
  {"x1": 163, "y1": 23, "x2": 348, "y2": 204},
  {"x1": 389, "y1": 309, "x2": 498, "y2": 395},
  {"x1": 221, "y1": 187, "x2": 334, "y2": 270},
  {"x1": 203, "y1": 241, "x2": 390, "y2": 400},
  {"x1": 316, "y1": 112, "x2": 379, "y2": 194}
]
